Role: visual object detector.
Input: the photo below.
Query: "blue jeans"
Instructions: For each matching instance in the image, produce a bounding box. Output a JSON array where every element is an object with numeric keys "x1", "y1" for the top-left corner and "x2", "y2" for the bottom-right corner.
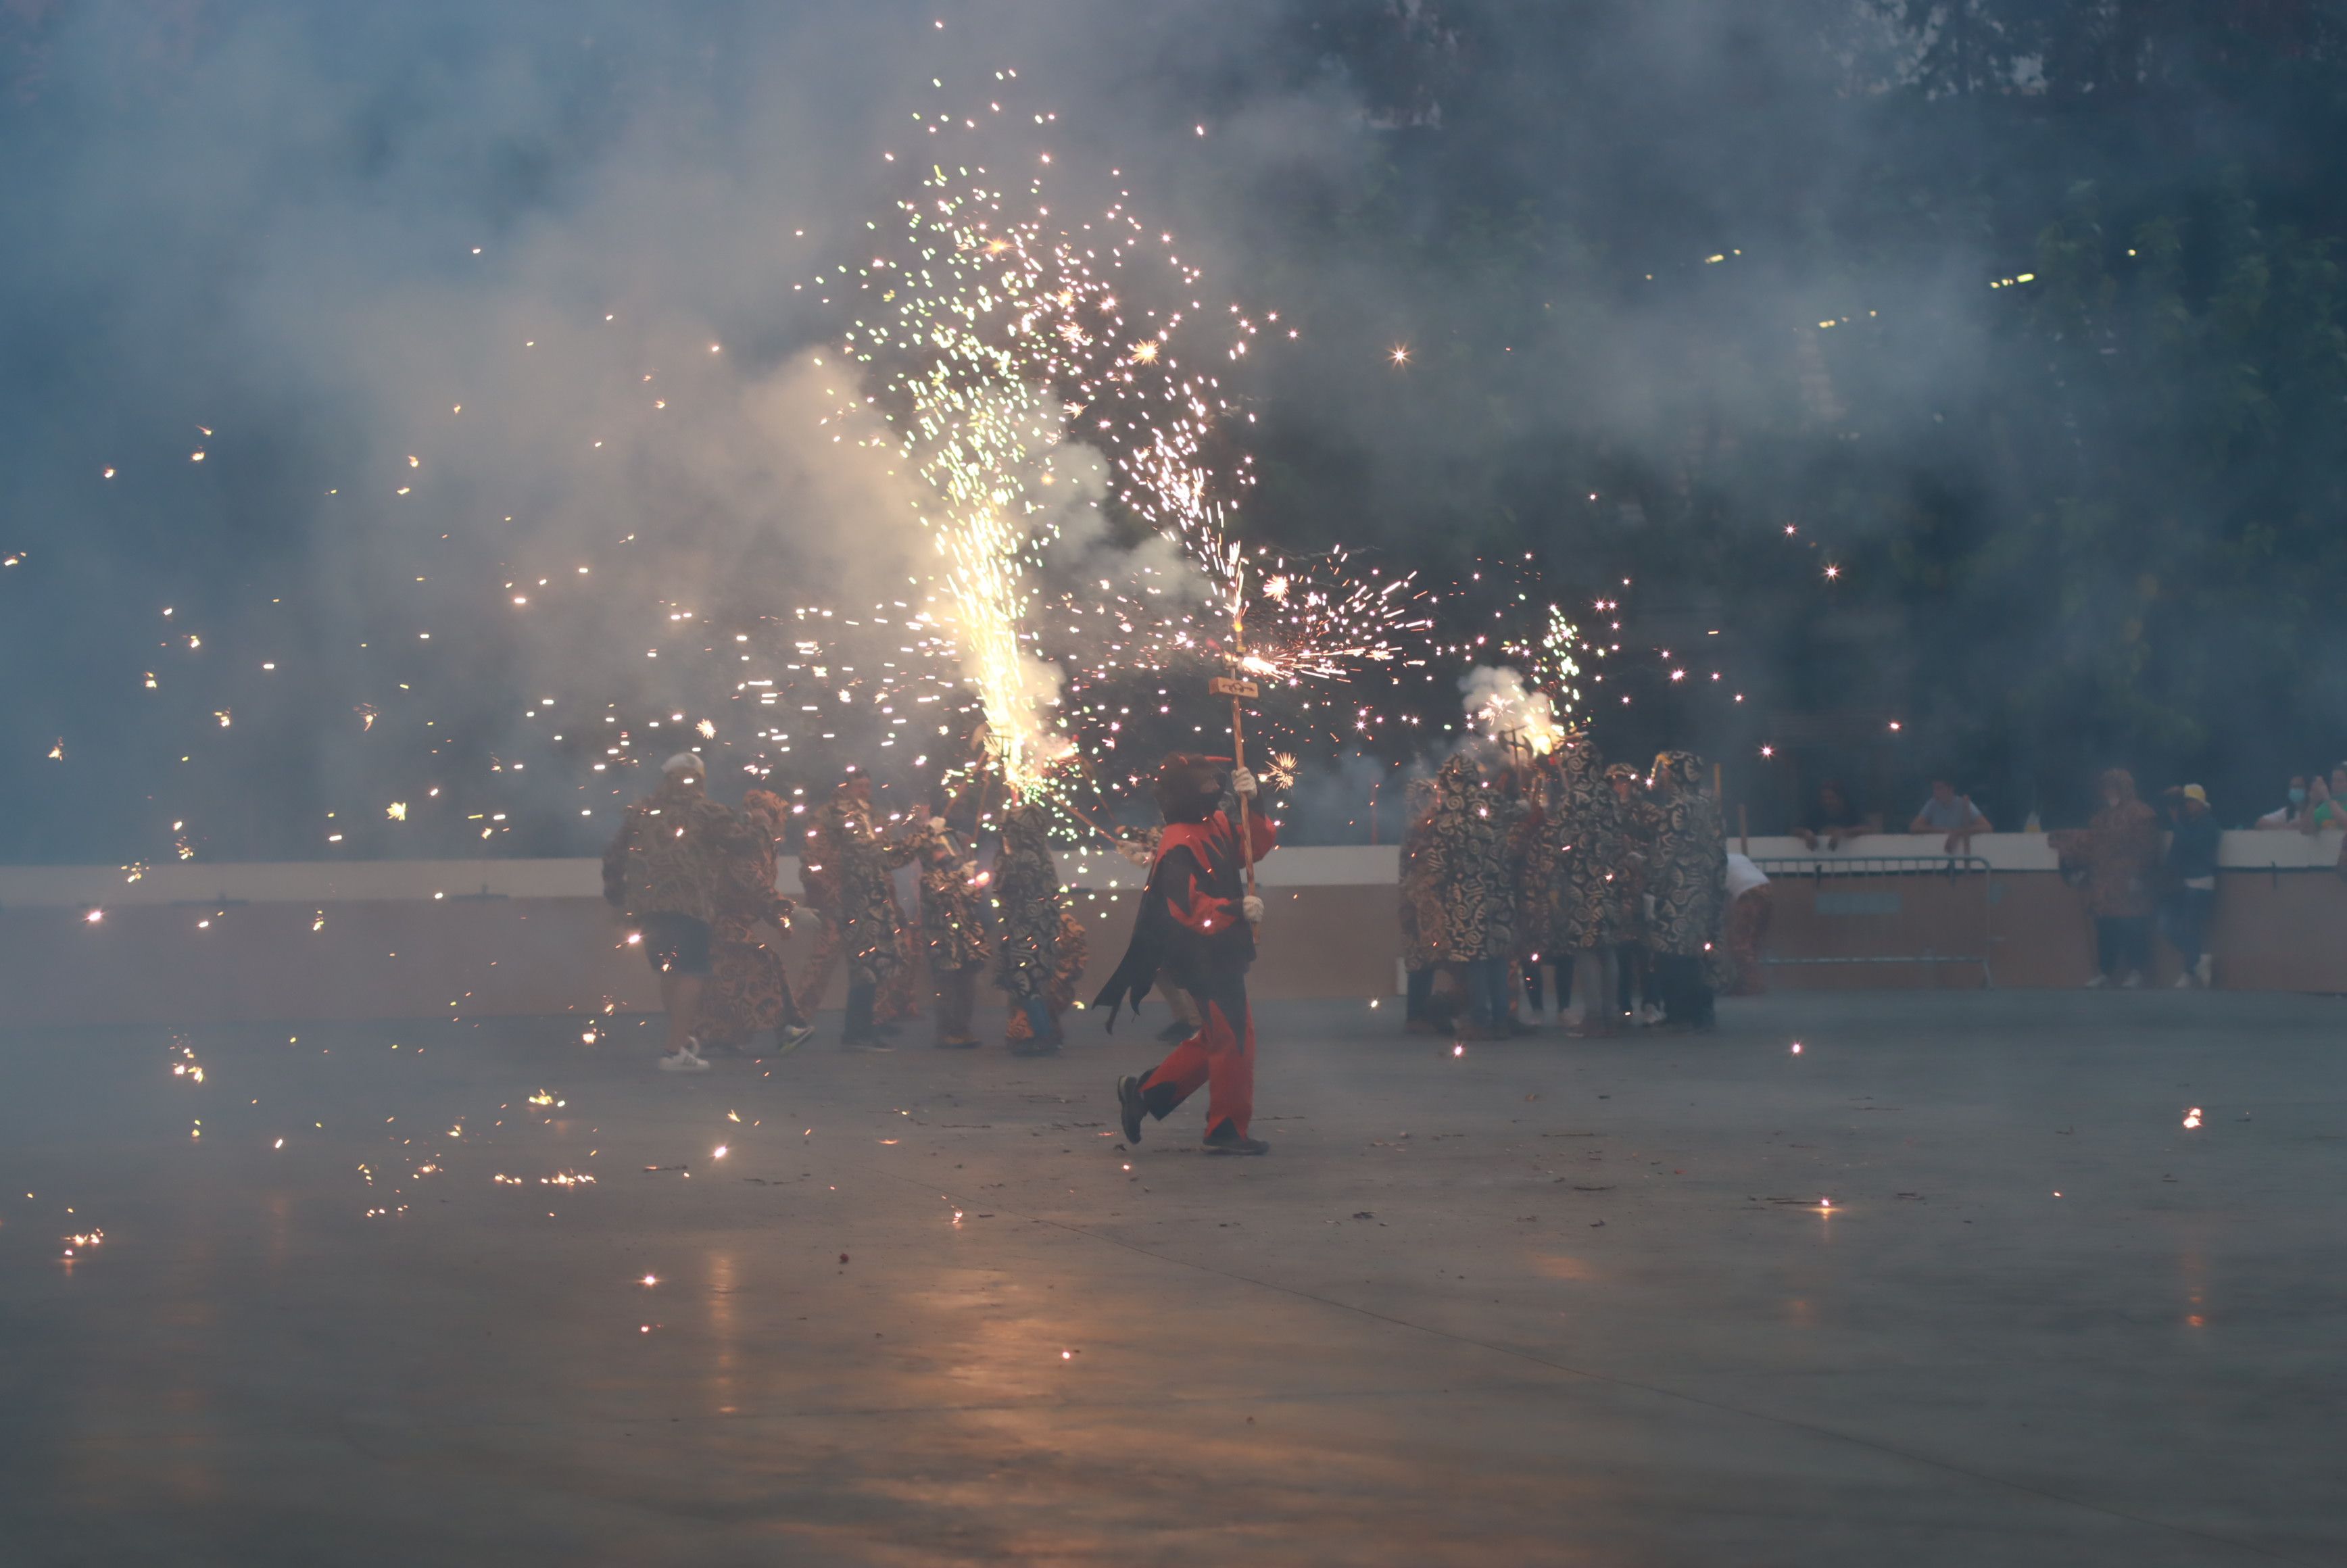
[{"x1": 2160, "y1": 889, "x2": 2215, "y2": 968}]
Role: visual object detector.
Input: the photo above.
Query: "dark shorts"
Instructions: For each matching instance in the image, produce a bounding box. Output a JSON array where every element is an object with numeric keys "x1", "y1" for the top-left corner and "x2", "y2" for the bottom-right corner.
[{"x1": 637, "y1": 913, "x2": 712, "y2": 977}]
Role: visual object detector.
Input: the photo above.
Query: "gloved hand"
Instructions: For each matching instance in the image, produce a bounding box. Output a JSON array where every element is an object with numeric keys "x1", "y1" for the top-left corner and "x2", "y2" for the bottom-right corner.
[
  {"x1": 1231, "y1": 766, "x2": 1259, "y2": 798},
  {"x1": 1117, "y1": 839, "x2": 1155, "y2": 868},
  {"x1": 1242, "y1": 893, "x2": 1264, "y2": 924}
]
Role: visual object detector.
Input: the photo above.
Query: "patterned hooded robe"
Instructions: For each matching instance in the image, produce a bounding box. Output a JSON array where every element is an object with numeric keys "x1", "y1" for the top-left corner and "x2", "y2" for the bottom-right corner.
[
  {"x1": 1609, "y1": 762, "x2": 1661, "y2": 946},
  {"x1": 2049, "y1": 769, "x2": 2162, "y2": 918},
  {"x1": 1547, "y1": 741, "x2": 1626, "y2": 951},
  {"x1": 1397, "y1": 776, "x2": 1445, "y2": 971},
  {"x1": 1645, "y1": 751, "x2": 1729, "y2": 960},
  {"x1": 1419, "y1": 753, "x2": 1522, "y2": 964},
  {"x1": 1511, "y1": 756, "x2": 1559, "y2": 967},
  {"x1": 992, "y1": 801, "x2": 1078, "y2": 1001},
  {"x1": 602, "y1": 777, "x2": 753, "y2": 925},
  {"x1": 696, "y1": 789, "x2": 798, "y2": 1047},
  {"x1": 896, "y1": 815, "x2": 992, "y2": 973},
  {"x1": 814, "y1": 788, "x2": 908, "y2": 989}
]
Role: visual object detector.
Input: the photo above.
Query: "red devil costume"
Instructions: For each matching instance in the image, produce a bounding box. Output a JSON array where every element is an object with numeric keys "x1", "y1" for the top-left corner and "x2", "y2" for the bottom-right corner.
[{"x1": 1100, "y1": 755, "x2": 1276, "y2": 1156}]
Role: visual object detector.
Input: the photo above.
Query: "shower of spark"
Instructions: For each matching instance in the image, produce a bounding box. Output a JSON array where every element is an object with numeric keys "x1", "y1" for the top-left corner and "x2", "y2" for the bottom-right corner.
[
  {"x1": 838, "y1": 82, "x2": 1284, "y2": 800},
  {"x1": 1461, "y1": 664, "x2": 1565, "y2": 756}
]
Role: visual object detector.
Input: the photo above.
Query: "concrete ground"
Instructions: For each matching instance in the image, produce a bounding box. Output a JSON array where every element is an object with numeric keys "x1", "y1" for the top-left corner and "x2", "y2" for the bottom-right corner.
[{"x1": 1, "y1": 991, "x2": 2341, "y2": 1567}]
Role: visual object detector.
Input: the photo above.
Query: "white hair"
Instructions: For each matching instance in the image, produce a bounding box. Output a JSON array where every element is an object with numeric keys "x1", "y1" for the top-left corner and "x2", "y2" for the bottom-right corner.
[{"x1": 661, "y1": 752, "x2": 706, "y2": 779}]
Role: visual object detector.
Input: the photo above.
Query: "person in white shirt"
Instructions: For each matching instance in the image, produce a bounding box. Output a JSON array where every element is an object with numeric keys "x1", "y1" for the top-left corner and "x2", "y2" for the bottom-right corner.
[
  {"x1": 2254, "y1": 776, "x2": 2308, "y2": 830},
  {"x1": 1722, "y1": 852, "x2": 1772, "y2": 996},
  {"x1": 1908, "y1": 778, "x2": 1993, "y2": 852}
]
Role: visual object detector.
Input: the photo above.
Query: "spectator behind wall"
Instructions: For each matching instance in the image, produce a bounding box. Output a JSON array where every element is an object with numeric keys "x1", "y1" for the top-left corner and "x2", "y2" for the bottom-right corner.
[
  {"x1": 1909, "y1": 778, "x2": 1992, "y2": 852},
  {"x1": 2254, "y1": 775, "x2": 2309, "y2": 830},
  {"x1": 2299, "y1": 764, "x2": 2347, "y2": 834},
  {"x1": 1795, "y1": 781, "x2": 1880, "y2": 852},
  {"x1": 1722, "y1": 852, "x2": 1772, "y2": 996}
]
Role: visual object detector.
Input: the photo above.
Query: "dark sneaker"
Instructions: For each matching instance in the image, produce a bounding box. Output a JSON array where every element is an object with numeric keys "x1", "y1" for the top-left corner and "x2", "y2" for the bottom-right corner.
[
  {"x1": 777, "y1": 1021, "x2": 815, "y2": 1055},
  {"x1": 1155, "y1": 1018, "x2": 1192, "y2": 1043},
  {"x1": 1203, "y1": 1122, "x2": 1269, "y2": 1156},
  {"x1": 1117, "y1": 1074, "x2": 1146, "y2": 1144}
]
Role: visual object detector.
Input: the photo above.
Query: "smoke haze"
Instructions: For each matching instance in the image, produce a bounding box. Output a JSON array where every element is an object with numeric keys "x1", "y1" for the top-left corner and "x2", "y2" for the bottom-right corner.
[{"x1": 3, "y1": 1, "x2": 2340, "y2": 859}]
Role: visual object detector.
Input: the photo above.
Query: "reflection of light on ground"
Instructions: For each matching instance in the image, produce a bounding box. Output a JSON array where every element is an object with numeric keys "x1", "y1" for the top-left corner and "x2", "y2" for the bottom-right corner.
[{"x1": 708, "y1": 1249, "x2": 738, "y2": 1404}]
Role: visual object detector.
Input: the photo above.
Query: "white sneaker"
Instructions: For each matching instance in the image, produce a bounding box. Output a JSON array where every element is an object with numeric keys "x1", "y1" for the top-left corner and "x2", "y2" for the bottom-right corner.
[
  {"x1": 2121, "y1": 971, "x2": 2144, "y2": 989},
  {"x1": 658, "y1": 1048, "x2": 710, "y2": 1073},
  {"x1": 2195, "y1": 955, "x2": 2215, "y2": 988},
  {"x1": 778, "y1": 1021, "x2": 815, "y2": 1054},
  {"x1": 2084, "y1": 975, "x2": 2110, "y2": 989},
  {"x1": 2173, "y1": 973, "x2": 2194, "y2": 989}
]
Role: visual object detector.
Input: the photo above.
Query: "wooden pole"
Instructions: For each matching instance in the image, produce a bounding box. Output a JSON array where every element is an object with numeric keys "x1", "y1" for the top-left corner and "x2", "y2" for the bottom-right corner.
[
  {"x1": 1230, "y1": 691, "x2": 1258, "y2": 895},
  {"x1": 1220, "y1": 561, "x2": 1259, "y2": 897}
]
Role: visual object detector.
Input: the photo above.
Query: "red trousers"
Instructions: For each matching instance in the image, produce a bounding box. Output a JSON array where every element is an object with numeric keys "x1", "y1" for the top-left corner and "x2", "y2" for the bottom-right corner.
[{"x1": 1138, "y1": 971, "x2": 1254, "y2": 1138}]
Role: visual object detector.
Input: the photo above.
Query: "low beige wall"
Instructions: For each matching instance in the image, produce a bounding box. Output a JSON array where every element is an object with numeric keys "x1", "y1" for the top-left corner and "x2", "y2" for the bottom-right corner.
[
  {"x1": 0, "y1": 886, "x2": 1391, "y2": 1030},
  {"x1": 3, "y1": 835, "x2": 2343, "y2": 1027}
]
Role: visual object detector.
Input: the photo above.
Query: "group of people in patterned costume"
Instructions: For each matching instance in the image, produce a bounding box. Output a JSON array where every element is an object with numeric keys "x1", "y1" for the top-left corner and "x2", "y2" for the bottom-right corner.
[
  {"x1": 604, "y1": 753, "x2": 815, "y2": 1071},
  {"x1": 1408, "y1": 751, "x2": 1528, "y2": 1034},
  {"x1": 611, "y1": 750, "x2": 1099, "y2": 1064},
  {"x1": 1399, "y1": 739, "x2": 1733, "y2": 1037}
]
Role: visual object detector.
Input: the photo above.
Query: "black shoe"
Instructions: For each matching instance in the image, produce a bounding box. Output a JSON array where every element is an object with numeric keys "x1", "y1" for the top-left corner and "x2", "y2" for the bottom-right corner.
[
  {"x1": 1203, "y1": 1121, "x2": 1269, "y2": 1156},
  {"x1": 1155, "y1": 1018, "x2": 1191, "y2": 1043},
  {"x1": 1117, "y1": 1074, "x2": 1146, "y2": 1144},
  {"x1": 840, "y1": 1034, "x2": 893, "y2": 1053},
  {"x1": 1009, "y1": 1037, "x2": 1059, "y2": 1058}
]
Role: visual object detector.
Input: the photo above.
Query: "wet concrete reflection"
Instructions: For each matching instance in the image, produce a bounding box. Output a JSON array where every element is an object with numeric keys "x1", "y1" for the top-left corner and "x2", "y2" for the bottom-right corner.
[{"x1": 1, "y1": 994, "x2": 2342, "y2": 1564}]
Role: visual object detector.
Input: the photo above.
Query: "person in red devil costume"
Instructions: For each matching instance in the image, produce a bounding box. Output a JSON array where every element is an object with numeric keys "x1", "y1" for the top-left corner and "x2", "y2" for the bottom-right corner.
[{"x1": 1098, "y1": 754, "x2": 1276, "y2": 1156}]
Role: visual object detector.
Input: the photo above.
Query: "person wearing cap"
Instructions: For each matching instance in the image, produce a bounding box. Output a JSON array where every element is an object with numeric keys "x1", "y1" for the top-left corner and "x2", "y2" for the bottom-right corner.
[
  {"x1": 2160, "y1": 783, "x2": 2221, "y2": 988},
  {"x1": 602, "y1": 752, "x2": 758, "y2": 1071},
  {"x1": 1098, "y1": 753, "x2": 1277, "y2": 1155}
]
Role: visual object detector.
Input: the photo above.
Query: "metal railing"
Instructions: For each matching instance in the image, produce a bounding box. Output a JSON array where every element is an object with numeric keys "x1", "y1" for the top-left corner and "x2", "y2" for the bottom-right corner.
[{"x1": 1751, "y1": 854, "x2": 1995, "y2": 989}]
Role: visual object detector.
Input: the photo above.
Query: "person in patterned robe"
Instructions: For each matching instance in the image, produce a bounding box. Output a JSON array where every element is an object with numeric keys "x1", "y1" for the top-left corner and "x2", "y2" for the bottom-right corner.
[
  {"x1": 792, "y1": 804, "x2": 844, "y2": 1018},
  {"x1": 894, "y1": 806, "x2": 991, "y2": 1047},
  {"x1": 1543, "y1": 735, "x2": 1624, "y2": 1035},
  {"x1": 1645, "y1": 750, "x2": 1728, "y2": 1031},
  {"x1": 994, "y1": 799, "x2": 1084, "y2": 1054},
  {"x1": 1397, "y1": 775, "x2": 1451, "y2": 1033},
  {"x1": 690, "y1": 787, "x2": 810, "y2": 1053},
  {"x1": 2049, "y1": 768, "x2": 2163, "y2": 986},
  {"x1": 1419, "y1": 750, "x2": 1524, "y2": 1038},
  {"x1": 1512, "y1": 754, "x2": 1562, "y2": 1023},
  {"x1": 1610, "y1": 761, "x2": 1661, "y2": 1025},
  {"x1": 601, "y1": 752, "x2": 758, "y2": 1071},
  {"x1": 816, "y1": 776, "x2": 910, "y2": 1049}
]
